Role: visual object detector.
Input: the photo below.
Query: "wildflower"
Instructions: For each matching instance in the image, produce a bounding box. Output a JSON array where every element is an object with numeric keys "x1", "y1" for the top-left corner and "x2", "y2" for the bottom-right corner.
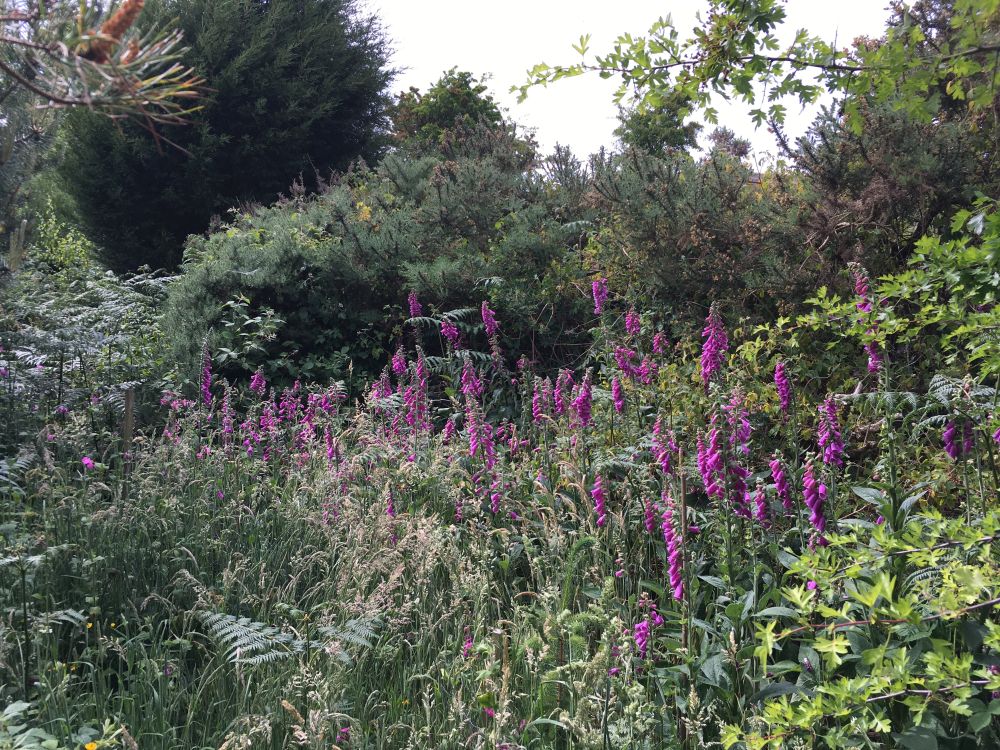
[
  {"x1": 817, "y1": 397, "x2": 845, "y2": 467},
  {"x1": 643, "y1": 496, "x2": 657, "y2": 534},
  {"x1": 661, "y1": 494, "x2": 684, "y2": 600},
  {"x1": 943, "y1": 420, "x2": 959, "y2": 460},
  {"x1": 572, "y1": 371, "x2": 593, "y2": 427},
  {"x1": 865, "y1": 340, "x2": 883, "y2": 374},
  {"x1": 407, "y1": 291, "x2": 422, "y2": 318},
  {"x1": 696, "y1": 430, "x2": 724, "y2": 502},
  {"x1": 651, "y1": 417, "x2": 677, "y2": 476},
  {"x1": 532, "y1": 377, "x2": 552, "y2": 425},
  {"x1": 633, "y1": 617, "x2": 652, "y2": 660},
  {"x1": 613, "y1": 345, "x2": 638, "y2": 379},
  {"x1": 592, "y1": 277, "x2": 609, "y2": 315},
  {"x1": 851, "y1": 263, "x2": 873, "y2": 313},
  {"x1": 554, "y1": 370, "x2": 573, "y2": 415},
  {"x1": 481, "y1": 301, "x2": 499, "y2": 337},
  {"x1": 994, "y1": 426, "x2": 1000, "y2": 446},
  {"x1": 769, "y1": 455, "x2": 793, "y2": 512},
  {"x1": 753, "y1": 482, "x2": 770, "y2": 528},
  {"x1": 774, "y1": 360, "x2": 791, "y2": 414},
  {"x1": 85, "y1": 743, "x2": 98, "y2": 750},
  {"x1": 611, "y1": 377, "x2": 625, "y2": 413},
  {"x1": 201, "y1": 347, "x2": 213, "y2": 406},
  {"x1": 700, "y1": 305, "x2": 728, "y2": 389},
  {"x1": 441, "y1": 318, "x2": 461, "y2": 347},
  {"x1": 391, "y1": 347, "x2": 407, "y2": 376},
  {"x1": 962, "y1": 421, "x2": 974, "y2": 455},
  {"x1": 802, "y1": 461, "x2": 828, "y2": 546},
  {"x1": 81, "y1": 456, "x2": 95, "y2": 470},
  {"x1": 460, "y1": 359, "x2": 483, "y2": 399},
  {"x1": 249, "y1": 368, "x2": 266, "y2": 396},
  {"x1": 442, "y1": 417, "x2": 456, "y2": 443},
  {"x1": 490, "y1": 475, "x2": 501, "y2": 514},
  {"x1": 806, "y1": 580, "x2": 818, "y2": 591},
  {"x1": 386, "y1": 490, "x2": 396, "y2": 518},
  {"x1": 636, "y1": 356, "x2": 658, "y2": 384},
  {"x1": 625, "y1": 307, "x2": 641, "y2": 336},
  {"x1": 653, "y1": 331, "x2": 668, "y2": 354},
  {"x1": 221, "y1": 388, "x2": 234, "y2": 439},
  {"x1": 725, "y1": 388, "x2": 752, "y2": 455},
  {"x1": 634, "y1": 600, "x2": 664, "y2": 660},
  {"x1": 591, "y1": 475, "x2": 608, "y2": 528}
]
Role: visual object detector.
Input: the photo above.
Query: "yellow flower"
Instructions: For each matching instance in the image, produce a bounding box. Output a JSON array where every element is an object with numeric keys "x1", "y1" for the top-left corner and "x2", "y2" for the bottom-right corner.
[
  {"x1": 85, "y1": 743, "x2": 98, "y2": 750},
  {"x1": 86, "y1": 622, "x2": 93, "y2": 629}
]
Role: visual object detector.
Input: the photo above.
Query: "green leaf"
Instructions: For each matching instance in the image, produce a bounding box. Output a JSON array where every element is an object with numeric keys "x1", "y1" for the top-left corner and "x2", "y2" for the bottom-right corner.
[
  {"x1": 969, "y1": 712, "x2": 991, "y2": 732},
  {"x1": 754, "y1": 606, "x2": 799, "y2": 619},
  {"x1": 751, "y1": 681, "x2": 804, "y2": 703},
  {"x1": 698, "y1": 575, "x2": 727, "y2": 590},
  {"x1": 894, "y1": 726, "x2": 938, "y2": 750}
]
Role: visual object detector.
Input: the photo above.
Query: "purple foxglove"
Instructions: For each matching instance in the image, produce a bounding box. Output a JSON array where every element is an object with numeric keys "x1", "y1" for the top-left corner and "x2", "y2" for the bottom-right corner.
[
  {"x1": 481, "y1": 301, "x2": 499, "y2": 337},
  {"x1": 612, "y1": 377, "x2": 625, "y2": 413},
  {"x1": 661, "y1": 495, "x2": 684, "y2": 601},
  {"x1": 700, "y1": 305, "x2": 728, "y2": 389},
  {"x1": 592, "y1": 277, "x2": 609, "y2": 315},
  {"x1": 774, "y1": 360, "x2": 791, "y2": 414},
  {"x1": 592, "y1": 474, "x2": 608, "y2": 527},
  {"x1": 408, "y1": 291, "x2": 423, "y2": 318},
  {"x1": 625, "y1": 307, "x2": 641, "y2": 336}
]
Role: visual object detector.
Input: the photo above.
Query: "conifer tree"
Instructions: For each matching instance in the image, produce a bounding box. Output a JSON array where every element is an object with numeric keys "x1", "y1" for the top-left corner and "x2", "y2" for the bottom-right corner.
[{"x1": 60, "y1": 0, "x2": 394, "y2": 271}]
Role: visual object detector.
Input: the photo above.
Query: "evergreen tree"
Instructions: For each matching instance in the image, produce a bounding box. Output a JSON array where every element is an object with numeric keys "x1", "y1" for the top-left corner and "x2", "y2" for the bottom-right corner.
[{"x1": 60, "y1": 0, "x2": 394, "y2": 271}]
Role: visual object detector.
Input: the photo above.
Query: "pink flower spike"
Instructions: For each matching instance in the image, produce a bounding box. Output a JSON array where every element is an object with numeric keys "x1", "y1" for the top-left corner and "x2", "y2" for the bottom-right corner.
[
  {"x1": 592, "y1": 277, "x2": 609, "y2": 315},
  {"x1": 481, "y1": 301, "x2": 499, "y2": 337},
  {"x1": 407, "y1": 291, "x2": 423, "y2": 318},
  {"x1": 81, "y1": 456, "x2": 95, "y2": 470},
  {"x1": 625, "y1": 307, "x2": 641, "y2": 336},
  {"x1": 611, "y1": 377, "x2": 624, "y2": 413},
  {"x1": 591, "y1": 475, "x2": 608, "y2": 528},
  {"x1": 700, "y1": 305, "x2": 728, "y2": 389}
]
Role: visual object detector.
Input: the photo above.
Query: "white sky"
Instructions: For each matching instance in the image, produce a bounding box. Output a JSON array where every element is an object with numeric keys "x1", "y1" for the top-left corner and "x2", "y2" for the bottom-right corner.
[{"x1": 362, "y1": 0, "x2": 893, "y2": 161}]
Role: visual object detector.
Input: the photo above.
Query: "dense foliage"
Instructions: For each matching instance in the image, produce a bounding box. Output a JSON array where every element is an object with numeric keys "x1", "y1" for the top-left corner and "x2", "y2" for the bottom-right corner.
[
  {"x1": 59, "y1": 0, "x2": 395, "y2": 270},
  {"x1": 1, "y1": 201, "x2": 999, "y2": 748},
  {"x1": 163, "y1": 116, "x2": 591, "y2": 386},
  {"x1": 1, "y1": 1, "x2": 999, "y2": 748}
]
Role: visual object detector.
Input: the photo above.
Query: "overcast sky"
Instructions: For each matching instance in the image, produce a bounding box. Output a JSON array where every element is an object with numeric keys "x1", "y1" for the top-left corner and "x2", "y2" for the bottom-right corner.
[{"x1": 362, "y1": 0, "x2": 892, "y2": 162}]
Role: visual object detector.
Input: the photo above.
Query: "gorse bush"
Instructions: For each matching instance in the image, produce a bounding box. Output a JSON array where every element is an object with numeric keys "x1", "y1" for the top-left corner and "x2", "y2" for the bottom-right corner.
[
  {"x1": 1, "y1": 196, "x2": 998, "y2": 748},
  {"x1": 164, "y1": 120, "x2": 593, "y2": 387}
]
